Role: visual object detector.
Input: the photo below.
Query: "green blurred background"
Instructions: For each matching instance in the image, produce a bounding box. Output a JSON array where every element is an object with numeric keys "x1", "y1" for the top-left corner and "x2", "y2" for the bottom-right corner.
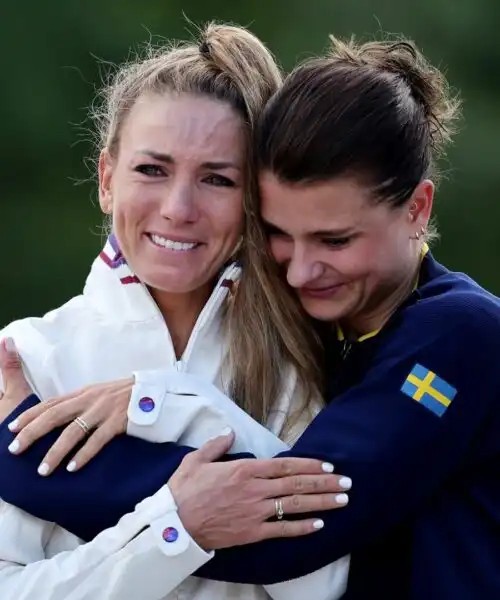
[{"x1": 2, "y1": 1, "x2": 499, "y2": 325}]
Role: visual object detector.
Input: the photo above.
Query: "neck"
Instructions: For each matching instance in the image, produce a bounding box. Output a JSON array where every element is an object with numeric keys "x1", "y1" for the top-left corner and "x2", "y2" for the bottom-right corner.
[
  {"x1": 341, "y1": 259, "x2": 421, "y2": 340},
  {"x1": 150, "y1": 282, "x2": 213, "y2": 358}
]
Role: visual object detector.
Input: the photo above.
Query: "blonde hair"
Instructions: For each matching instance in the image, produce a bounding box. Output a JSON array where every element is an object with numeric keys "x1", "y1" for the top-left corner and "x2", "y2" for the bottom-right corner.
[{"x1": 92, "y1": 22, "x2": 323, "y2": 425}]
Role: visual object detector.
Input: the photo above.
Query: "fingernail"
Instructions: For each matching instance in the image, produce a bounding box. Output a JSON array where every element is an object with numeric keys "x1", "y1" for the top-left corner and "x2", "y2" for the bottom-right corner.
[
  {"x1": 339, "y1": 477, "x2": 352, "y2": 490},
  {"x1": 313, "y1": 519, "x2": 324, "y2": 530},
  {"x1": 335, "y1": 493, "x2": 349, "y2": 505},
  {"x1": 8, "y1": 419, "x2": 19, "y2": 432},
  {"x1": 322, "y1": 462, "x2": 335, "y2": 473},
  {"x1": 67, "y1": 461, "x2": 77, "y2": 472},
  {"x1": 8, "y1": 440, "x2": 20, "y2": 454},
  {"x1": 37, "y1": 462, "x2": 50, "y2": 476},
  {"x1": 220, "y1": 427, "x2": 233, "y2": 436},
  {"x1": 4, "y1": 338, "x2": 17, "y2": 353}
]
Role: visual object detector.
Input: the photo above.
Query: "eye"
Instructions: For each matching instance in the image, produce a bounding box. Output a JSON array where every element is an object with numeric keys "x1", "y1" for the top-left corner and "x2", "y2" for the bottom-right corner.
[
  {"x1": 203, "y1": 174, "x2": 235, "y2": 187},
  {"x1": 322, "y1": 237, "x2": 351, "y2": 248},
  {"x1": 134, "y1": 164, "x2": 164, "y2": 177}
]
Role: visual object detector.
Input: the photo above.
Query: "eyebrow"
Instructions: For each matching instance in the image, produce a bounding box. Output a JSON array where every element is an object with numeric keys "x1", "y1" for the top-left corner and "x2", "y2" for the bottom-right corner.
[
  {"x1": 262, "y1": 219, "x2": 355, "y2": 237},
  {"x1": 137, "y1": 150, "x2": 241, "y2": 170}
]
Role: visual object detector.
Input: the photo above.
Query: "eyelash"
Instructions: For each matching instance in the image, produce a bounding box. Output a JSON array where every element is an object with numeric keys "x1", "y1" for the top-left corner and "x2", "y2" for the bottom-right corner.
[
  {"x1": 323, "y1": 237, "x2": 351, "y2": 248},
  {"x1": 134, "y1": 165, "x2": 235, "y2": 187}
]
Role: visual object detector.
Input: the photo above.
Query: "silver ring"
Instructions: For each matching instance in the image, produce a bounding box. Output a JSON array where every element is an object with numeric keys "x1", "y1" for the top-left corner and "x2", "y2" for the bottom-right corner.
[
  {"x1": 74, "y1": 416, "x2": 91, "y2": 435},
  {"x1": 275, "y1": 498, "x2": 284, "y2": 520}
]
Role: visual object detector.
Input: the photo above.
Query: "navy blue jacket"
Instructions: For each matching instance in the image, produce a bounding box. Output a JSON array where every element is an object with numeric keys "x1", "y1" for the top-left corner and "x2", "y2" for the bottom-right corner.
[{"x1": 0, "y1": 253, "x2": 499, "y2": 599}]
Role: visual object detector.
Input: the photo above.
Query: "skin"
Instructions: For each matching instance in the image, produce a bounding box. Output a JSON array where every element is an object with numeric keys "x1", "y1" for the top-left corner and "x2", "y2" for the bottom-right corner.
[
  {"x1": 99, "y1": 92, "x2": 246, "y2": 355},
  {"x1": 259, "y1": 173, "x2": 434, "y2": 337},
  {"x1": 1, "y1": 92, "x2": 350, "y2": 549}
]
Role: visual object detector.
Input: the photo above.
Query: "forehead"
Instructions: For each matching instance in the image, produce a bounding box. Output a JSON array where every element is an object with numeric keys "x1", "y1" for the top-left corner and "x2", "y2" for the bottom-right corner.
[
  {"x1": 259, "y1": 173, "x2": 383, "y2": 233},
  {"x1": 119, "y1": 93, "x2": 246, "y2": 161}
]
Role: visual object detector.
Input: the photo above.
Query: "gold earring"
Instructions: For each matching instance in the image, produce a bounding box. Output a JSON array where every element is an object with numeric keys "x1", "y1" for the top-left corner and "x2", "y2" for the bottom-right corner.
[{"x1": 410, "y1": 226, "x2": 426, "y2": 240}]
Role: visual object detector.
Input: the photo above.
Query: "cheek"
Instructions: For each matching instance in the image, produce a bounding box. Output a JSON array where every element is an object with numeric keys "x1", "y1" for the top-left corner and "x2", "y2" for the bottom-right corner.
[
  {"x1": 325, "y1": 244, "x2": 375, "y2": 279},
  {"x1": 206, "y1": 193, "x2": 244, "y2": 245}
]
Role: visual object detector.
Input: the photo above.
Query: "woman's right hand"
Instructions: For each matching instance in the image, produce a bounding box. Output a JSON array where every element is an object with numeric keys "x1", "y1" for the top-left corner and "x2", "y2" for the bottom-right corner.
[{"x1": 169, "y1": 430, "x2": 351, "y2": 550}]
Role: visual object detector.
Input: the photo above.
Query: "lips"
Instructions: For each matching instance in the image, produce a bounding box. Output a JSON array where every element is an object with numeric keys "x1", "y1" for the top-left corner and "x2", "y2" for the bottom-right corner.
[{"x1": 300, "y1": 283, "x2": 344, "y2": 299}]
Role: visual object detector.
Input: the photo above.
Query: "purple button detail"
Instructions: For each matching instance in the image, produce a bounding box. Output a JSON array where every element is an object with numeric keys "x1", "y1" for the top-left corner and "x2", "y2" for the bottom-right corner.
[
  {"x1": 138, "y1": 396, "x2": 155, "y2": 413},
  {"x1": 162, "y1": 527, "x2": 179, "y2": 543}
]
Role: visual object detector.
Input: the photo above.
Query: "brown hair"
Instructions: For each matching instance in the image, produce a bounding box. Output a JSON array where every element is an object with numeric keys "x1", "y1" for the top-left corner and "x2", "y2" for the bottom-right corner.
[
  {"x1": 93, "y1": 22, "x2": 323, "y2": 425},
  {"x1": 256, "y1": 35, "x2": 461, "y2": 209}
]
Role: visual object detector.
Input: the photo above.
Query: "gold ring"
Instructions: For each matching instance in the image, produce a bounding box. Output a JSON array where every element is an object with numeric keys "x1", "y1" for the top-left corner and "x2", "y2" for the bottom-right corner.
[
  {"x1": 74, "y1": 416, "x2": 91, "y2": 435},
  {"x1": 275, "y1": 498, "x2": 284, "y2": 520}
]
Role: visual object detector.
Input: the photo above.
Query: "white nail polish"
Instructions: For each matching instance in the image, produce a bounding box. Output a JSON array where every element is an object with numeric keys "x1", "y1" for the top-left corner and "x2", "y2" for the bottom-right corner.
[
  {"x1": 339, "y1": 477, "x2": 352, "y2": 490},
  {"x1": 4, "y1": 338, "x2": 16, "y2": 353},
  {"x1": 335, "y1": 493, "x2": 349, "y2": 505},
  {"x1": 67, "y1": 461, "x2": 77, "y2": 472},
  {"x1": 8, "y1": 420, "x2": 19, "y2": 432},
  {"x1": 38, "y1": 463, "x2": 50, "y2": 476},
  {"x1": 322, "y1": 462, "x2": 335, "y2": 473},
  {"x1": 220, "y1": 427, "x2": 233, "y2": 436},
  {"x1": 8, "y1": 440, "x2": 20, "y2": 454},
  {"x1": 313, "y1": 519, "x2": 324, "y2": 530}
]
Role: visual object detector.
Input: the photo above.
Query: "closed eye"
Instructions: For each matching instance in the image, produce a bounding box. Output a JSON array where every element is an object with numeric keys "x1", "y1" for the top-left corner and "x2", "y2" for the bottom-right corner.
[
  {"x1": 203, "y1": 174, "x2": 236, "y2": 187},
  {"x1": 134, "y1": 164, "x2": 164, "y2": 177},
  {"x1": 322, "y1": 236, "x2": 351, "y2": 248}
]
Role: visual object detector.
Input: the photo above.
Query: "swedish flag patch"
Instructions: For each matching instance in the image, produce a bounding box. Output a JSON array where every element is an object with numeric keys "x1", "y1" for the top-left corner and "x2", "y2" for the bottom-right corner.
[{"x1": 401, "y1": 364, "x2": 457, "y2": 417}]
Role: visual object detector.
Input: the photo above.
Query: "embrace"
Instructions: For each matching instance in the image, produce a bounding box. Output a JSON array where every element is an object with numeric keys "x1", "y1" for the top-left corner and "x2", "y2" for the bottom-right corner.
[{"x1": 0, "y1": 21, "x2": 499, "y2": 600}]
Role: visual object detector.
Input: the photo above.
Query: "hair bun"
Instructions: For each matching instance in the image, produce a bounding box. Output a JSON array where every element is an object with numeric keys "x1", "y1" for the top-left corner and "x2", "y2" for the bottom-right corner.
[{"x1": 198, "y1": 39, "x2": 211, "y2": 59}]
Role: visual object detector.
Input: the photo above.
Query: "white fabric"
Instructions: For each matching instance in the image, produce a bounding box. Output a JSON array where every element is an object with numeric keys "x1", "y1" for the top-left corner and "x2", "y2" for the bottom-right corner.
[{"x1": 0, "y1": 240, "x2": 349, "y2": 600}]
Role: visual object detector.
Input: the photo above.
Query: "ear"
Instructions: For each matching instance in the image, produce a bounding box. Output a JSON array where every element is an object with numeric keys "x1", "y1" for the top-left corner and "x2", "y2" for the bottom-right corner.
[
  {"x1": 407, "y1": 179, "x2": 434, "y2": 229},
  {"x1": 98, "y1": 149, "x2": 114, "y2": 215}
]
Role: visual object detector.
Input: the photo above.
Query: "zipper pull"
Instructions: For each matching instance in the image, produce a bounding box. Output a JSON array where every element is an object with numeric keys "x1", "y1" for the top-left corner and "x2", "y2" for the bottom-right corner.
[
  {"x1": 175, "y1": 360, "x2": 184, "y2": 372},
  {"x1": 341, "y1": 340, "x2": 352, "y2": 360}
]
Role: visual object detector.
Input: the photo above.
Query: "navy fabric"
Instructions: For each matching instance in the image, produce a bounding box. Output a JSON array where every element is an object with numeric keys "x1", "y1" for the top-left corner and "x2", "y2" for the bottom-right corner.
[{"x1": 0, "y1": 252, "x2": 500, "y2": 599}]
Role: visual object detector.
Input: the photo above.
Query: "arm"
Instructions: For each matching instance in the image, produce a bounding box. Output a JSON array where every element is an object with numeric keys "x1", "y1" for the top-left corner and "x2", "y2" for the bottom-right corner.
[
  {"x1": 0, "y1": 485, "x2": 212, "y2": 600},
  {"x1": 196, "y1": 307, "x2": 500, "y2": 583},
  {"x1": 128, "y1": 372, "x2": 351, "y2": 600}
]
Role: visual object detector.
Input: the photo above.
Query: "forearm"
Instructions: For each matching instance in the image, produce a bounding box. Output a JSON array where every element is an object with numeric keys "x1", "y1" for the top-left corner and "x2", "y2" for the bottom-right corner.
[{"x1": 0, "y1": 486, "x2": 212, "y2": 600}]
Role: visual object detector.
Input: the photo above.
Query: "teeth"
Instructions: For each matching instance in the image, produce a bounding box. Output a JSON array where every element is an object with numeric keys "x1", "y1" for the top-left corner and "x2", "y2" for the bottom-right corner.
[{"x1": 150, "y1": 234, "x2": 198, "y2": 251}]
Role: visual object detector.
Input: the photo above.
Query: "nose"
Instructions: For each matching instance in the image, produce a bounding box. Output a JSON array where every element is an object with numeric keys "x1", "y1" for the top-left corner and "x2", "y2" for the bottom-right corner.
[
  {"x1": 160, "y1": 179, "x2": 199, "y2": 224},
  {"x1": 286, "y1": 247, "x2": 324, "y2": 288}
]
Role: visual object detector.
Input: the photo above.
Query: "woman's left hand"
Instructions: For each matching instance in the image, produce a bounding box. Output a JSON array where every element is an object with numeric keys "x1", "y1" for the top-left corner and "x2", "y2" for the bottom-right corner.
[{"x1": 6, "y1": 371, "x2": 134, "y2": 476}]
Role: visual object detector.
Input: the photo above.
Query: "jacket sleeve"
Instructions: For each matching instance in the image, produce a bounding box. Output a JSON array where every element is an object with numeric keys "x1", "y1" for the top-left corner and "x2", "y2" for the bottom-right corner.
[
  {"x1": 126, "y1": 371, "x2": 351, "y2": 600},
  {"x1": 196, "y1": 306, "x2": 500, "y2": 583},
  {"x1": 0, "y1": 484, "x2": 213, "y2": 600}
]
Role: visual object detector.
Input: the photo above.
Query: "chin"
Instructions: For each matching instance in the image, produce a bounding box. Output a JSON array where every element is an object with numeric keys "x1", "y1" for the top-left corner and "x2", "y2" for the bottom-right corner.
[{"x1": 298, "y1": 294, "x2": 355, "y2": 322}]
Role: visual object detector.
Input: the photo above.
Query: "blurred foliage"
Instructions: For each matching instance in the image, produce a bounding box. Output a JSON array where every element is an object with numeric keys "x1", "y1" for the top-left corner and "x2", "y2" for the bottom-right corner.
[{"x1": 1, "y1": 1, "x2": 499, "y2": 324}]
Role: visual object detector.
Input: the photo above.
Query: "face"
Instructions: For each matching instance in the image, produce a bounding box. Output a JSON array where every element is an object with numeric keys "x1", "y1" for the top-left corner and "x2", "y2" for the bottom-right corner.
[
  {"x1": 99, "y1": 93, "x2": 245, "y2": 296},
  {"x1": 259, "y1": 173, "x2": 433, "y2": 329}
]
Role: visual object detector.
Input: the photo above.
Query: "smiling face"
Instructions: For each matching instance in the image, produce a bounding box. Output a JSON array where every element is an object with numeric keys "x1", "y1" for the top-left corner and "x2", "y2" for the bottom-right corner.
[
  {"x1": 259, "y1": 172, "x2": 433, "y2": 333},
  {"x1": 99, "y1": 93, "x2": 246, "y2": 297}
]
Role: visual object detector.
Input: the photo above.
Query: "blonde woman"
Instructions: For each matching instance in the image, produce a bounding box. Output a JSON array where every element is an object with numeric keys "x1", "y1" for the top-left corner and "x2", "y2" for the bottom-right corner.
[{"x1": 0, "y1": 23, "x2": 351, "y2": 600}]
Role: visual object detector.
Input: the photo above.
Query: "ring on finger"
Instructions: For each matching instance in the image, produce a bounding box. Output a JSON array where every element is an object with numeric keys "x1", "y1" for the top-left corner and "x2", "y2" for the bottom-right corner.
[
  {"x1": 275, "y1": 498, "x2": 284, "y2": 520},
  {"x1": 74, "y1": 416, "x2": 91, "y2": 436}
]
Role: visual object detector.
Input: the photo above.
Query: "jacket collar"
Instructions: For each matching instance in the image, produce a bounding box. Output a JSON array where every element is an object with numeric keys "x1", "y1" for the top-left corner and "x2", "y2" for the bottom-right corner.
[{"x1": 83, "y1": 234, "x2": 241, "y2": 325}]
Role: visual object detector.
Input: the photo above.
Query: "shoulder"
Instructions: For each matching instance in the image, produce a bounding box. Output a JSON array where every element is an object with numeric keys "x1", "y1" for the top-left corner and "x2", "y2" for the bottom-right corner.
[
  {"x1": 402, "y1": 268, "x2": 500, "y2": 346},
  {"x1": 0, "y1": 294, "x2": 89, "y2": 395},
  {"x1": 1, "y1": 294, "x2": 87, "y2": 351}
]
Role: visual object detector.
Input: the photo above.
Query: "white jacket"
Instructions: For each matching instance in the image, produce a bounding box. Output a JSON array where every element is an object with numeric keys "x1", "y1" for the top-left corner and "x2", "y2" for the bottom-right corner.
[{"x1": 0, "y1": 238, "x2": 349, "y2": 600}]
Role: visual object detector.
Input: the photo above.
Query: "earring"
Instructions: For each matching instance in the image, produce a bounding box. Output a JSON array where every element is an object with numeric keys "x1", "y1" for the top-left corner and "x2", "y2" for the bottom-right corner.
[{"x1": 409, "y1": 226, "x2": 426, "y2": 240}]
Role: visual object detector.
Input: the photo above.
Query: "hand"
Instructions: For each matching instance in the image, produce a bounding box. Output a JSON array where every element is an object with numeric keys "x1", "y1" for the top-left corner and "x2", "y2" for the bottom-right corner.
[
  {"x1": 169, "y1": 430, "x2": 351, "y2": 550},
  {"x1": 0, "y1": 338, "x2": 34, "y2": 422},
  {"x1": 7, "y1": 375, "x2": 134, "y2": 476}
]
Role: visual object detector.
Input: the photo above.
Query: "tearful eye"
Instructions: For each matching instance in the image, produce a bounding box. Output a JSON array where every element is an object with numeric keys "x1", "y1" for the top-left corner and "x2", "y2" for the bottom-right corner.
[
  {"x1": 135, "y1": 164, "x2": 164, "y2": 177},
  {"x1": 203, "y1": 174, "x2": 235, "y2": 187}
]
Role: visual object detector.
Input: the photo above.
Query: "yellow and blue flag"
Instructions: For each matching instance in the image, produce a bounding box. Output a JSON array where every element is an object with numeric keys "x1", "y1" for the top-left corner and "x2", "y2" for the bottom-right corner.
[{"x1": 401, "y1": 363, "x2": 457, "y2": 417}]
